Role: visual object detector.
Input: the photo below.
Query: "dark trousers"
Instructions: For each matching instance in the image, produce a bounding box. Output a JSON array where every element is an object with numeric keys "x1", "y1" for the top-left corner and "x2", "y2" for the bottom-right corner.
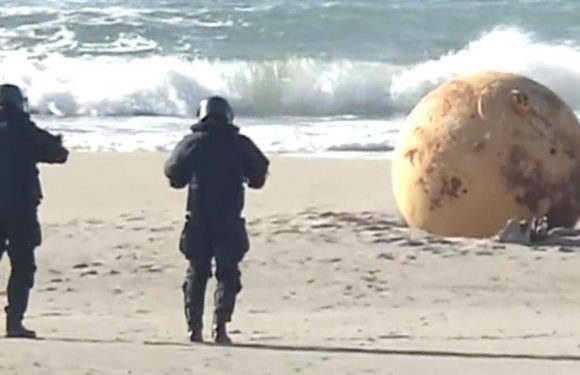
[
  {"x1": 180, "y1": 216, "x2": 248, "y2": 329},
  {"x1": 182, "y1": 258, "x2": 242, "y2": 329},
  {"x1": 0, "y1": 210, "x2": 41, "y2": 322}
]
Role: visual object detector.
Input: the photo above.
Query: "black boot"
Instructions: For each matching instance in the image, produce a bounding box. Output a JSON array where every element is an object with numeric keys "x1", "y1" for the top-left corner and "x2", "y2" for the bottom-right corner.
[
  {"x1": 212, "y1": 321, "x2": 232, "y2": 345},
  {"x1": 5, "y1": 313, "x2": 36, "y2": 339},
  {"x1": 187, "y1": 320, "x2": 203, "y2": 343},
  {"x1": 188, "y1": 330, "x2": 203, "y2": 343}
]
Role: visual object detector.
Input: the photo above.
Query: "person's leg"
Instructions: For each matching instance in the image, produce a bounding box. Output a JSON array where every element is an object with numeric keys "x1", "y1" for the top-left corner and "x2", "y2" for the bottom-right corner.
[
  {"x1": 182, "y1": 256, "x2": 212, "y2": 342},
  {"x1": 180, "y1": 217, "x2": 212, "y2": 342},
  {"x1": 211, "y1": 217, "x2": 248, "y2": 345},
  {"x1": 0, "y1": 232, "x2": 6, "y2": 262},
  {"x1": 5, "y1": 211, "x2": 41, "y2": 338},
  {"x1": 213, "y1": 255, "x2": 242, "y2": 345},
  {"x1": 0, "y1": 225, "x2": 7, "y2": 330},
  {"x1": 213, "y1": 264, "x2": 242, "y2": 324}
]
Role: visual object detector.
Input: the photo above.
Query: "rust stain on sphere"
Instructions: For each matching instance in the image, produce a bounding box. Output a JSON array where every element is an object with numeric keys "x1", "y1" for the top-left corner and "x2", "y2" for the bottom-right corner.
[{"x1": 391, "y1": 71, "x2": 580, "y2": 237}]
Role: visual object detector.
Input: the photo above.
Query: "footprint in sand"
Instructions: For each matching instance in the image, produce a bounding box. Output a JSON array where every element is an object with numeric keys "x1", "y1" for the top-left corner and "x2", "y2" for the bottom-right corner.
[
  {"x1": 361, "y1": 274, "x2": 378, "y2": 283},
  {"x1": 248, "y1": 309, "x2": 267, "y2": 314},
  {"x1": 475, "y1": 250, "x2": 494, "y2": 256},
  {"x1": 558, "y1": 246, "x2": 576, "y2": 253},
  {"x1": 373, "y1": 234, "x2": 407, "y2": 243},
  {"x1": 123, "y1": 215, "x2": 145, "y2": 222},
  {"x1": 310, "y1": 221, "x2": 342, "y2": 230},
  {"x1": 402, "y1": 239, "x2": 425, "y2": 247},
  {"x1": 149, "y1": 226, "x2": 174, "y2": 233},
  {"x1": 80, "y1": 270, "x2": 99, "y2": 277},
  {"x1": 137, "y1": 263, "x2": 163, "y2": 273},
  {"x1": 85, "y1": 219, "x2": 104, "y2": 226},
  {"x1": 374, "y1": 286, "x2": 389, "y2": 293},
  {"x1": 377, "y1": 252, "x2": 396, "y2": 260},
  {"x1": 114, "y1": 243, "x2": 131, "y2": 250}
]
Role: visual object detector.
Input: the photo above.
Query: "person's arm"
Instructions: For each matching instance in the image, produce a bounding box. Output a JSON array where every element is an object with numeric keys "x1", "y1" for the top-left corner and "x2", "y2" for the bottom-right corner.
[
  {"x1": 29, "y1": 124, "x2": 69, "y2": 164},
  {"x1": 240, "y1": 135, "x2": 269, "y2": 189},
  {"x1": 164, "y1": 134, "x2": 201, "y2": 189}
]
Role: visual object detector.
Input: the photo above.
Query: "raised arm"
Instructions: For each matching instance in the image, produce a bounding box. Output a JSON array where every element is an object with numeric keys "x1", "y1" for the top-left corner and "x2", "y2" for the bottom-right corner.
[
  {"x1": 29, "y1": 124, "x2": 69, "y2": 164},
  {"x1": 164, "y1": 134, "x2": 202, "y2": 189},
  {"x1": 239, "y1": 135, "x2": 269, "y2": 189}
]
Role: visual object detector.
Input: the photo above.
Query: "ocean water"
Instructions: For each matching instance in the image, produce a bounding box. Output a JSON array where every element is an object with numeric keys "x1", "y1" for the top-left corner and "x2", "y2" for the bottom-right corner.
[{"x1": 2, "y1": 0, "x2": 580, "y2": 155}]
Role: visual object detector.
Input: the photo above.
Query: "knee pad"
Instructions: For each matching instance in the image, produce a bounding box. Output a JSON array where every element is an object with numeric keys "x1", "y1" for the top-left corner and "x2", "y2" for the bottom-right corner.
[
  {"x1": 26, "y1": 268, "x2": 35, "y2": 289},
  {"x1": 216, "y1": 268, "x2": 242, "y2": 293},
  {"x1": 12, "y1": 262, "x2": 36, "y2": 289}
]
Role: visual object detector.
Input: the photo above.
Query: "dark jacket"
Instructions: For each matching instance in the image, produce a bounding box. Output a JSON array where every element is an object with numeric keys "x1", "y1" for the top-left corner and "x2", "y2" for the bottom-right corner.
[
  {"x1": 0, "y1": 109, "x2": 69, "y2": 212},
  {"x1": 165, "y1": 119, "x2": 269, "y2": 223}
]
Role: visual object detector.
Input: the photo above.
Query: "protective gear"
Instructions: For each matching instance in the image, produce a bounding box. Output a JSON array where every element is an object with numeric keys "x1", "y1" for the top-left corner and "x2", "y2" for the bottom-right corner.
[
  {"x1": 1, "y1": 212, "x2": 39, "y2": 339},
  {"x1": 0, "y1": 100, "x2": 68, "y2": 338},
  {"x1": 183, "y1": 264, "x2": 207, "y2": 343},
  {"x1": 188, "y1": 329, "x2": 203, "y2": 343},
  {"x1": 196, "y1": 96, "x2": 234, "y2": 125},
  {"x1": 0, "y1": 111, "x2": 68, "y2": 210},
  {"x1": 5, "y1": 307, "x2": 36, "y2": 339},
  {"x1": 6, "y1": 315, "x2": 36, "y2": 339},
  {"x1": 212, "y1": 321, "x2": 232, "y2": 345},
  {"x1": 165, "y1": 110, "x2": 268, "y2": 343},
  {"x1": 0, "y1": 84, "x2": 28, "y2": 113}
]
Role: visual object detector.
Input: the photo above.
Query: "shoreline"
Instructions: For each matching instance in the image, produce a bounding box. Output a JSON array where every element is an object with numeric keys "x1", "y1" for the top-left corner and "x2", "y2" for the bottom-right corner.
[{"x1": 58, "y1": 149, "x2": 396, "y2": 159}]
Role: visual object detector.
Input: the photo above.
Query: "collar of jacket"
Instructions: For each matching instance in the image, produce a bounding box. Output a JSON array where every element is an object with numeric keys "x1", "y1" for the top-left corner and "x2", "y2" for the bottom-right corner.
[
  {"x1": 0, "y1": 108, "x2": 32, "y2": 124},
  {"x1": 190, "y1": 119, "x2": 239, "y2": 133}
]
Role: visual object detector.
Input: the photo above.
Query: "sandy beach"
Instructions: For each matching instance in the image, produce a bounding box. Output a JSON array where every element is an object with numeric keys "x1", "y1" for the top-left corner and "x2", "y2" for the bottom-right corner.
[{"x1": 1, "y1": 153, "x2": 580, "y2": 374}]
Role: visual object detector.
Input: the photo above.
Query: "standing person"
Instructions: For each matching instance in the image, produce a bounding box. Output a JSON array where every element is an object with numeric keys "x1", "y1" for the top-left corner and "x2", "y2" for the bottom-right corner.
[
  {"x1": 0, "y1": 84, "x2": 69, "y2": 338},
  {"x1": 164, "y1": 96, "x2": 269, "y2": 345}
]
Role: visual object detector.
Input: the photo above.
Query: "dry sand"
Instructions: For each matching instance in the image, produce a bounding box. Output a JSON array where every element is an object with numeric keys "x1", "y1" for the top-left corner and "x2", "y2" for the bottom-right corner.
[{"x1": 1, "y1": 153, "x2": 580, "y2": 374}]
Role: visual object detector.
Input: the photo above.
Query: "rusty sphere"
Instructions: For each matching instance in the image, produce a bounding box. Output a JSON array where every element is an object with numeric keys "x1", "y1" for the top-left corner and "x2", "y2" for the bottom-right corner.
[{"x1": 392, "y1": 71, "x2": 580, "y2": 238}]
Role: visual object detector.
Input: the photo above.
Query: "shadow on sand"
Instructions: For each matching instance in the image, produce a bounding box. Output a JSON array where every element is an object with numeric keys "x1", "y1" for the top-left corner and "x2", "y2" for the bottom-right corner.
[{"x1": 11, "y1": 336, "x2": 578, "y2": 363}]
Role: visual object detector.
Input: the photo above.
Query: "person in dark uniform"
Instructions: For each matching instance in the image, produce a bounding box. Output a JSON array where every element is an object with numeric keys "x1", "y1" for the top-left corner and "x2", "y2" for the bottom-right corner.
[
  {"x1": 0, "y1": 84, "x2": 69, "y2": 338},
  {"x1": 164, "y1": 96, "x2": 269, "y2": 345}
]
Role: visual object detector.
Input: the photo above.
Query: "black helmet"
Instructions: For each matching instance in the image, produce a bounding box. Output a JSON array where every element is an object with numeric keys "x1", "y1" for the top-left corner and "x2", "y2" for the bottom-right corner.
[
  {"x1": 196, "y1": 96, "x2": 234, "y2": 124},
  {"x1": 0, "y1": 84, "x2": 27, "y2": 113}
]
